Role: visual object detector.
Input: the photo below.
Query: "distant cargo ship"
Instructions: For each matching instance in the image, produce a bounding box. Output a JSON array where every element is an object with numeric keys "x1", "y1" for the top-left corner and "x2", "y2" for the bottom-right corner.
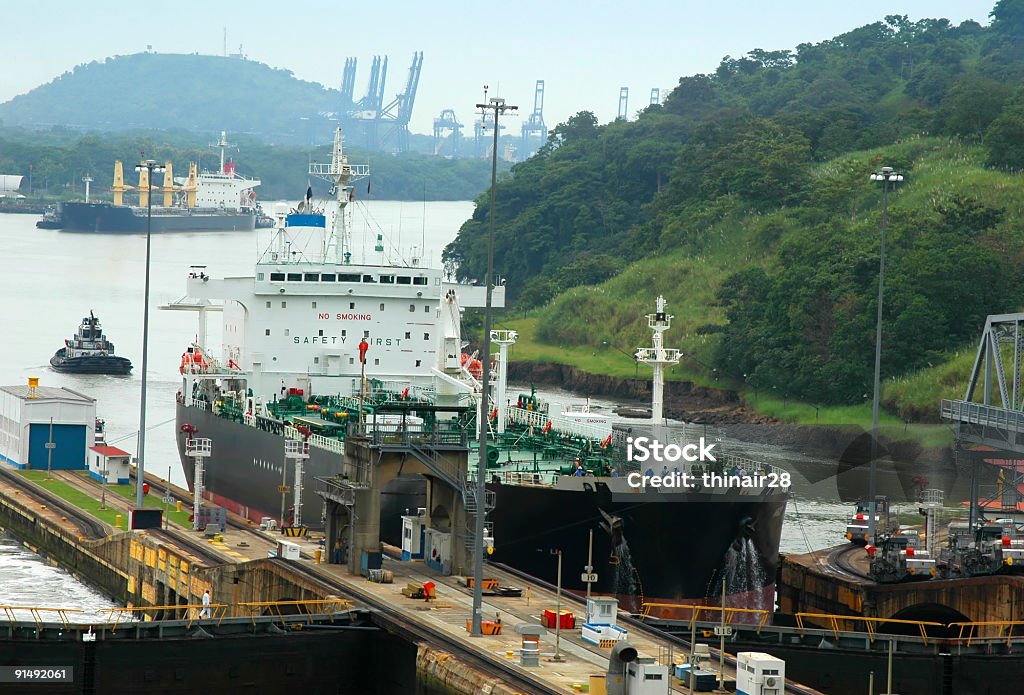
[{"x1": 42, "y1": 132, "x2": 264, "y2": 233}]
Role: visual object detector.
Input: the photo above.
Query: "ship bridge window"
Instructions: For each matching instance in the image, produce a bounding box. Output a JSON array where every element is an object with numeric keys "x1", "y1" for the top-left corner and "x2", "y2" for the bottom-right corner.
[
  {"x1": 312, "y1": 301, "x2": 317, "y2": 308},
  {"x1": 424, "y1": 305, "x2": 430, "y2": 313},
  {"x1": 339, "y1": 274, "x2": 360, "y2": 282},
  {"x1": 413, "y1": 277, "x2": 428, "y2": 286},
  {"x1": 379, "y1": 303, "x2": 385, "y2": 311},
  {"x1": 270, "y1": 273, "x2": 285, "y2": 282},
  {"x1": 257, "y1": 272, "x2": 265, "y2": 281},
  {"x1": 397, "y1": 276, "x2": 412, "y2": 285},
  {"x1": 379, "y1": 275, "x2": 395, "y2": 284},
  {"x1": 321, "y1": 273, "x2": 336, "y2": 282},
  {"x1": 362, "y1": 275, "x2": 376, "y2": 283},
  {"x1": 304, "y1": 273, "x2": 319, "y2": 281},
  {"x1": 409, "y1": 305, "x2": 416, "y2": 312},
  {"x1": 287, "y1": 273, "x2": 301, "y2": 282},
  {"x1": 266, "y1": 301, "x2": 271, "y2": 308}
]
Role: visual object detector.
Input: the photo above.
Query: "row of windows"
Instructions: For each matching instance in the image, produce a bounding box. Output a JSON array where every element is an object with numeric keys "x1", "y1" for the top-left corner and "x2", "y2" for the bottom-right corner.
[
  {"x1": 262, "y1": 272, "x2": 431, "y2": 286},
  {"x1": 265, "y1": 300, "x2": 431, "y2": 313}
]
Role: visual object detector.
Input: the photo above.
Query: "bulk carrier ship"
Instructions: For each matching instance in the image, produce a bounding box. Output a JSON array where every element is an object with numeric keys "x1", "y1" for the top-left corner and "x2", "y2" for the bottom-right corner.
[
  {"x1": 48, "y1": 133, "x2": 265, "y2": 233},
  {"x1": 168, "y1": 126, "x2": 789, "y2": 615}
]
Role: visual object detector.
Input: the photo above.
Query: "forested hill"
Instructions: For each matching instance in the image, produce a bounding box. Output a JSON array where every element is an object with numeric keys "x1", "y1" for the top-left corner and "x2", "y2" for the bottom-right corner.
[
  {"x1": 0, "y1": 53, "x2": 337, "y2": 137},
  {"x1": 443, "y1": 1, "x2": 1024, "y2": 411}
]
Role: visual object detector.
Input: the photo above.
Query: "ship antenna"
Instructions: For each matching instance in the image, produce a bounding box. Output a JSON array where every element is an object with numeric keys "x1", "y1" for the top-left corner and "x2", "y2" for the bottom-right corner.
[
  {"x1": 309, "y1": 126, "x2": 369, "y2": 265},
  {"x1": 210, "y1": 131, "x2": 234, "y2": 174}
]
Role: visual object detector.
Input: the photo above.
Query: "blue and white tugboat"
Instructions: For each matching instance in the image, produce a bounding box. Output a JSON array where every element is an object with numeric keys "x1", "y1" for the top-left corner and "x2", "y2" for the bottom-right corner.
[{"x1": 50, "y1": 312, "x2": 132, "y2": 375}]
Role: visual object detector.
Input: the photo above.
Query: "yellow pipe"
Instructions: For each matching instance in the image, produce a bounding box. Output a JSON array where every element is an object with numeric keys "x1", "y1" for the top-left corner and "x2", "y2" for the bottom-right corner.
[
  {"x1": 184, "y1": 162, "x2": 198, "y2": 208},
  {"x1": 112, "y1": 161, "x2": 133, "y2": 207},
  {"x1": 162, "y1": 161, "x2": 175, "y2": 207},
  {"x1": 137, "y1": 165, "x2": 150, "y2": 209}
]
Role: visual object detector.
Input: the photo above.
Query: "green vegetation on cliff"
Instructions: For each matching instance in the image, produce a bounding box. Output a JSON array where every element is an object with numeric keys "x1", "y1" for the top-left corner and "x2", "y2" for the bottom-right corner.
[
  {"x1": 449, "y1": 1, "x2": 1024, "y2": 420},
  {"x1": 0, "y1": 129, "x2": 497, "y2": 201}
]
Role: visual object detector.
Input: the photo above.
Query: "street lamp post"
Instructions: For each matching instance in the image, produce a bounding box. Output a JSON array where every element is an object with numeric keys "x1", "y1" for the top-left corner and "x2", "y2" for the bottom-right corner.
[
  {"x1": 867, "y1": 166, "x2": 903, "y2": 544},
  {"x1": 471, "y1": 90, "x2": 517, "y2": 637},
  {"x1": 134, "y1": 159, "x2": 165, "y2": 509}
]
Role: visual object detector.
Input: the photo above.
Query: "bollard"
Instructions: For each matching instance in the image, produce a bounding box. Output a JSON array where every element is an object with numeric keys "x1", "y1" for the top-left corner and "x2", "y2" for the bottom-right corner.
[
  {"x1": 115, "y1": 514, "x2": 122, "y2": 529},
  {"x1": 314, "y1": 549, "x2": 322, "y2": 565},
  {"x1": 176, "y1": 500, "x2": 182, "y2": 513}
]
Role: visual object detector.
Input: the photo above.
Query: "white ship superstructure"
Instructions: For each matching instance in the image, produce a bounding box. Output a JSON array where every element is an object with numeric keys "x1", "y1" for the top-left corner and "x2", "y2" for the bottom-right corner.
[
  {"x1": 165, "y1": 126, "x2": 500, "y2": 408},
  {"x1": 190, "y1": 131, "x2": 261, "y2": 211}
]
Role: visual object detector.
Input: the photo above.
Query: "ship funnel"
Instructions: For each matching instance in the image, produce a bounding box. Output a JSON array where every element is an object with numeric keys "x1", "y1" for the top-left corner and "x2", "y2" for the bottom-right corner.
[{"x1": 27, "y1": 377, "x2": 39, "y2": 399}]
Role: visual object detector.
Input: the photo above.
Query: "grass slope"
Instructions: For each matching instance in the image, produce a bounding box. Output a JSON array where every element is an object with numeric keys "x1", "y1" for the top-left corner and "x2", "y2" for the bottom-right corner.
[{"x1": 505, "y1": 138, "x2": 1024, "y2": 427}]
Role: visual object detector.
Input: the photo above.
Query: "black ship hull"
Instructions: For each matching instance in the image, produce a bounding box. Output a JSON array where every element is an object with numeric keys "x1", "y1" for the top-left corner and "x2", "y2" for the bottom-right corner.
[
  {"x1": 176, "y1": 403, "x2": 787, "y2": 614},
  {"x1": 50, "y1": 349, "x2": 132, "y2": 375},
  {"x1": 58, "y1": 202, "x2": 256, "y2": 233}
]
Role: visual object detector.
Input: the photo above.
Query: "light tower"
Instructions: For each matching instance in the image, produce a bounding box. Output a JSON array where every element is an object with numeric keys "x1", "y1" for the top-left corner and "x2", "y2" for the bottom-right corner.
[
  {"x1": 81, "y1": 175, "x2": 93, "y2": 203},
  {"x1": 635, "y1": 296, "x2": 681, "y2": 425},
  {"x1": 186, "y1": 435, "x2": 212, "y2": 531},
  {"x1": 490, "y1": 329, "x2": 518, "y2": 433},
  {"x1": 286, "y1": 437, "x2": 311, "y2": 529}
]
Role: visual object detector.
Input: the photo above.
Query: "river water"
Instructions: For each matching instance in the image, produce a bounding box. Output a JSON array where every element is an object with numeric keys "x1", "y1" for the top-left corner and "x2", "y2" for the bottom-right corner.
[{"x1": 0, "y1": 202, "x2": 962, "y2": 615}]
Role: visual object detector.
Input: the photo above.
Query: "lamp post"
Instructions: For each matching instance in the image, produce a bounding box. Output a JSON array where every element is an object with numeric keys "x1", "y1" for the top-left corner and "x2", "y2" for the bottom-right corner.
[
  {"x1": 471, "y1": 90, "x2": 517, "y2": 637},
  {"x1": 134, "y1": 159, "x2": 164, "y2": 509},
  {"x1": 867, "y1": 166, "x2": 903, "y2": 544}
]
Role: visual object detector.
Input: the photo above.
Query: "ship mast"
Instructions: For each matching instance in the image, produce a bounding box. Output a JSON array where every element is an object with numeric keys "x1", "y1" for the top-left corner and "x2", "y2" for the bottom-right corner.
[
  {"x1": 636, "y1": 295, "x2": 681, "y2": 426},
  {"x1": 309, "y1": 128, "x2": 369, "y2": 265},
  {"x1": 210, "y1": 131, "x2": 234, "y2": 174}
]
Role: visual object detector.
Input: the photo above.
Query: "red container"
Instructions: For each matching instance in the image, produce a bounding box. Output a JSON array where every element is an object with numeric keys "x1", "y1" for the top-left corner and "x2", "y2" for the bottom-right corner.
[
  {"x1": 423, "y1": 581, "x2": 436, "y2": 599},
  {"x1": 542, "y1": 609, "x2": 574, "y2": 629}
]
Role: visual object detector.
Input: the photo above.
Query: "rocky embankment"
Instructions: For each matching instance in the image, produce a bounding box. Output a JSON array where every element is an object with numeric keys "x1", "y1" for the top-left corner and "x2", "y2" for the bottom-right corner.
[{"x1": 507, "y1": 361, "x2": 775, "y2": 425}]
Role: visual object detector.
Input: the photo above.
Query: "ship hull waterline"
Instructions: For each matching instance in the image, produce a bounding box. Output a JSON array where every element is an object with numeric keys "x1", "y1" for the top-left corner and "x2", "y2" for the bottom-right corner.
[{"x1": 59, "y1": 202, "x2": 256, "y2": 233}]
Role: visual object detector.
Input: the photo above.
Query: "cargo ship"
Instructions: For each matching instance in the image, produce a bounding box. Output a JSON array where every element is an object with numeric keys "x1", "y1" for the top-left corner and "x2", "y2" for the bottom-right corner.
[
  {"x1": 47, "y1": 133, "x2": 262, "y2": 233},
  {"x1": 168, "y1": 126, "x2": 789, "y2": 615}
]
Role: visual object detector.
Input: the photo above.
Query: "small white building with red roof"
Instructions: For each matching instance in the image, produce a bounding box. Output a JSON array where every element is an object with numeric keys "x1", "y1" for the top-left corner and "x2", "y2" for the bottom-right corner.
[{"x1": 88, "y1": 445, "x2": 131, "y2": 485}]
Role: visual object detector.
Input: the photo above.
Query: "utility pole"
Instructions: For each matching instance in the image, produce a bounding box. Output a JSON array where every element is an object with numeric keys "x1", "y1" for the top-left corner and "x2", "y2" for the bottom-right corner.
[
  {"x1": 45, "y1": 417, "x2": 55, "y2": 480},
  {"x1": 134, "y1": 159, "x2": 165, "y2": 510},
  {"x1": 867, "y1": 166, "x2": 904, "y2": 544},
  {"x1": 470, "y1": 88, "x2": 517, "y2": 637},
  {"x1": 553, "y1": 549, "x2": 564, "y2": 662},
  {"x1": 719, "y1": 576, "x2": 727, "y2": 692}
]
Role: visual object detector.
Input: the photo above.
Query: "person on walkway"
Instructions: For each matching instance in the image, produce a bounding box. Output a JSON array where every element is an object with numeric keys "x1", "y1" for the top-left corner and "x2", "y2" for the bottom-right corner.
[
  {"x1": 199, "y1": 589, "x2": 211, "y2": 619},
  {"x1": 333, "y1": 538, "x2": 343, "y2": 564}
]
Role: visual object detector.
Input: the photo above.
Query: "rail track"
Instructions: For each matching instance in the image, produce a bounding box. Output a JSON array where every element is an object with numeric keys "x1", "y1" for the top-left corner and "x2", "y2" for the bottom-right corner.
[
  {"x1": 0, "y1": 467, "x2": 107, "y2": 540},
  {"x1": 277, "y1": 559, "x2": 564, "y2": 695},
  {"x1": 827, "y1": 544, "x2": 874, "y2": 582}
]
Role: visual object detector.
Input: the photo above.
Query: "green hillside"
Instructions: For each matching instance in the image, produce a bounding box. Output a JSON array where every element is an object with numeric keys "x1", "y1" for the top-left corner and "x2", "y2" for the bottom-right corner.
[
  {"x1": 0, "y1": 53, "x2": 337, "y2": 138},
  {"x1": 447, "y1": 1, "x2": 1024, "y2": 420}
]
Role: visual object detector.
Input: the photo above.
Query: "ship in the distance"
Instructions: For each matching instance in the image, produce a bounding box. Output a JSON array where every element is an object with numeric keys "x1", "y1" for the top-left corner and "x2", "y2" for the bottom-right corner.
[
  {"x1": 49, "y1": 132, "x2": 263, "y2": 233},
  {"x1": 167, "y1": 126, "x2": 789, "y2": 617}
]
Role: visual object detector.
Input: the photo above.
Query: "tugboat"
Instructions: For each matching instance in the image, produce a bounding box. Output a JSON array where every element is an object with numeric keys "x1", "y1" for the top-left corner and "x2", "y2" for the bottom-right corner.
[{"x1": 50, "y1": 312, "x2": 132, "y2": 375}]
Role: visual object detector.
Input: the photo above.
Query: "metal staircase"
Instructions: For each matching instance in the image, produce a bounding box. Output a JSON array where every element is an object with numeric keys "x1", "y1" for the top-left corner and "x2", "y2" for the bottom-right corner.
[{"x1": 463, "y1": 482, "x2": 496, "y2": 552}]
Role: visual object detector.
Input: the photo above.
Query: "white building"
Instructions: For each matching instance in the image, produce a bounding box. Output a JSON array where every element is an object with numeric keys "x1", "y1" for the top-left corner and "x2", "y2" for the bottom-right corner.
[
  {"x1": 0, "y1": 382, "x2": 95, "y2": 470},
  {"x1": 88, "y1": 445, "x2": 131, "y2": 484}
]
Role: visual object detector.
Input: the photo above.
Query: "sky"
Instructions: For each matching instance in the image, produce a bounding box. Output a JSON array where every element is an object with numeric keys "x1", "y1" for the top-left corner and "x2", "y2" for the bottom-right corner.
[{"x1": 0, "y1": 1, "x2": 999, "y2": 136}]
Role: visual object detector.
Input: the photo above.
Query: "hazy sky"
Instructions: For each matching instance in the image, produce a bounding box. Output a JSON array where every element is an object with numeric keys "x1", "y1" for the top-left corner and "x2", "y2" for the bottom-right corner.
[{"x1": 0, "y1": 1, "x2": 998, "y2": 136}]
